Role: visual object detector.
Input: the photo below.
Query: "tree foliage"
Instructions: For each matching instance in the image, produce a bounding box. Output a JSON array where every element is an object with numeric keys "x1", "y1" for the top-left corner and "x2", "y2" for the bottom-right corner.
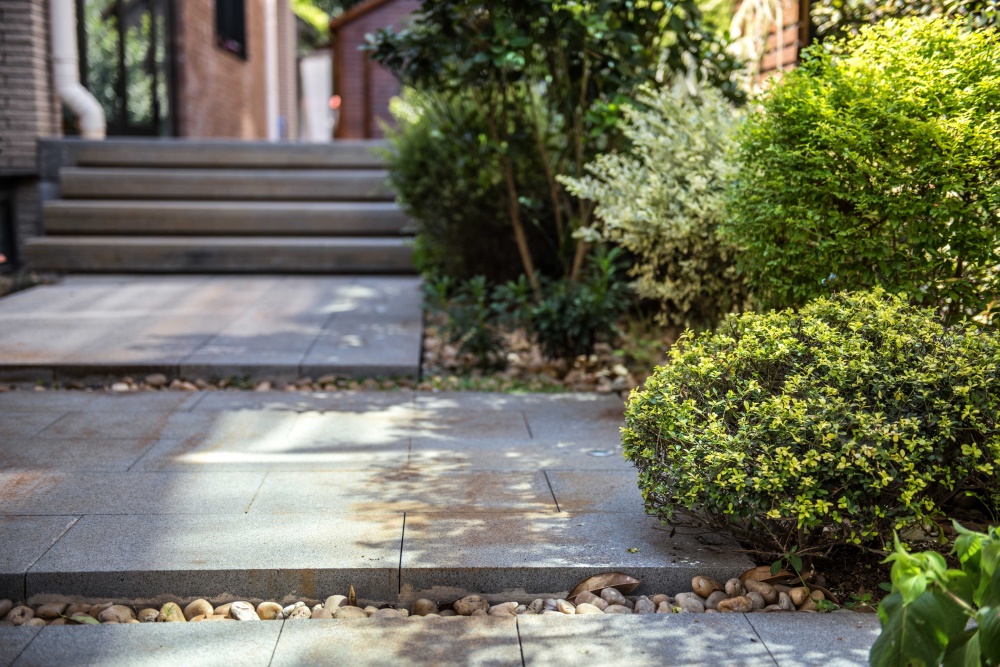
[
  {"x1": 723, "y1": 18, "x2": 1000, "y2": 325},
  {"x1": 812, "y1": 0, "x2": 999, "y2": 41},
  {"x1": 368, "y1": 0, "x2": 744, "y2": 291}
]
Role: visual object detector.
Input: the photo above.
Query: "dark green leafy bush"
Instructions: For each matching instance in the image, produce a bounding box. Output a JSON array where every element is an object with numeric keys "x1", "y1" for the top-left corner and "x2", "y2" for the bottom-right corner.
[
  {"x1": 424, "y1": 275, "x2": 506, "y2": 370},
  {"x1": 383, "y1": 90, "x2": 553, "y2": 283},
  {"x1": 501, "y1": 246, "x2": 632, "y2": 360},
  {"x1": 723, "y1": 18, "x2": 1000, "y2": 325},
  {"x1": 623, "y1": 290, "x2": 1000, "y2": 555}
]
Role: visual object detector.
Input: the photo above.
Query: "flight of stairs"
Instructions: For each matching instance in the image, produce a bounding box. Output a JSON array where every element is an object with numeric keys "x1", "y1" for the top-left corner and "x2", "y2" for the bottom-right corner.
[{"x1": 25, "y1": 139, "x2": 415, "y2": 274}]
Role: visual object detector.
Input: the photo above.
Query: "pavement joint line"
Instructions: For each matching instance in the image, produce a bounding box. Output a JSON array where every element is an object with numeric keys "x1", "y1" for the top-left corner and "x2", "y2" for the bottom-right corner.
[
  {"x1": 515, "y1": 616, "x2": 527, "y2": 667},
  {"x1": 405, "y1": 437, "x2": 413, "y2": 468},
  {"x1": 267, "y1": 619, "x2": 287, "y2": 667},
  {"x1": 8, "y1": 624, "x2": 41, "y2": 665},
  {"x1": 743, "y1": 614, "x2": 782, "y2": 666},
  {"x1": 521, "y1": 410, "x2": 533, "y2": 439},
  {"x1": 299, "y1": 292, "x2": 345, "y2": 372},
  {"x1": 177, "y1": 276, "x2": 288, "y2": 364},
  {"x1": 244, "y1": 472, "x2": 270, "y2": 513},
  {"x1": 183, "y1": 391, "x2": 210, "y2": 412},
  {"x1": 22, "y1": 515, "x2": 81, "y2": 600},
  {"x1": 27, "y1": 411, "x2": 71, "y2": 440},
  {"x1": 398, "y1": 512, "x2": 406, "y2": 595},
  {"x1": 542, "y1": 470, "x2": 562, "y2": 513}
]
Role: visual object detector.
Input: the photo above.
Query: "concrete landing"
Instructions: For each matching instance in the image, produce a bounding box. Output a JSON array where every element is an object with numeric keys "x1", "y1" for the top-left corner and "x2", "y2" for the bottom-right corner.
[
  {"x1": 0, "y1": 390, "x2": 752, "y2": 602},
  {"x1": 0, "y1": 275, "x2": 422, "y2": 382}
]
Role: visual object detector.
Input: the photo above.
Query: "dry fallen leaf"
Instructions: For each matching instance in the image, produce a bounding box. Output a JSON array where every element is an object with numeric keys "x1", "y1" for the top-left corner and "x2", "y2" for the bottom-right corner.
[
  {"x1": 568, "y1": 572, "x2": 641, "y2": 602},
  {"x1": 739, "y1": 565, "x2": 794, "y2": 584}
]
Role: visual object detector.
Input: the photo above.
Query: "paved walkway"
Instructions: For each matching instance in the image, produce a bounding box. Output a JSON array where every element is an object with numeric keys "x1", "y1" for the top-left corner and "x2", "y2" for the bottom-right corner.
[
  {"x1": 0, "y1": 388, "x2": 881, "y2": 665},
  {"x1": 0, "y1": 275, "x2": 422, "y2": 383}
]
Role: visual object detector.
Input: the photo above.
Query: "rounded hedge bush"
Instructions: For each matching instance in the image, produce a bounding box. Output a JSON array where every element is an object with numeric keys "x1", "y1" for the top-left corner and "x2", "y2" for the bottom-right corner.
[
  {"x1": 722, "y1": 18, "x2": 1000, "y2": 325},
  {"x1": 623, "y1": 290, "x2": 1000, "y2": 554}
]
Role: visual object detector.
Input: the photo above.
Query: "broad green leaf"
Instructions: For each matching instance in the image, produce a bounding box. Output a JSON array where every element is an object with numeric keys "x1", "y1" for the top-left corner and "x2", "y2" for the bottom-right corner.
[
  {"x1": 871, "y1": 591, "x2": 966, "y2": 667},
  {"x1": 977, "y1": 607, "x2": 1000, "y2": 664},
  {"x1": 942, "y1": 630, "x2": 980, "y2": 667}
]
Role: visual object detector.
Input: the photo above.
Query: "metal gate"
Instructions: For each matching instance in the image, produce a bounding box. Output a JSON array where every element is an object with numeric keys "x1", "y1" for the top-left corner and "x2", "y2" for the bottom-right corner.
[{"x1": 76, "y1": 0, "x2": 176, "y2": 136}]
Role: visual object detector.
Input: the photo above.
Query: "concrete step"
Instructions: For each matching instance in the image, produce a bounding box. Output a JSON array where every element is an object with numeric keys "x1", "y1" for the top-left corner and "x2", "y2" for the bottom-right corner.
[
  {"x1": 23, "y1": 236, "x2": 415, "y2": 274},
  {"x1": 46, "y1": 138, "x2": 388, "y2": 170},
  {"x1": 42, "y1": 200, "x2": 410, "y2": 236},
  {"x1": 59, "y1": 168, "x2": 394, "y2": 201}
]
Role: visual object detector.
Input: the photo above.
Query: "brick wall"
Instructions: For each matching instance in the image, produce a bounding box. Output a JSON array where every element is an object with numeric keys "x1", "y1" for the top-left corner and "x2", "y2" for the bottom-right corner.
[
  {"x1": 0, "y1": 0, "x2": 60, "y2": 262},
  {"x1": 175, "y1": 0, "x2": 268, "y2": 138},
  {"x1": 0, "y1": 0, "x2": 59, "y2": 172},
  {"x1": 332, "y1": 0, "x2": 419, "y2": 139},
  {"x1": 758, "y1": 0, "x2": 808, "y2": 78}
]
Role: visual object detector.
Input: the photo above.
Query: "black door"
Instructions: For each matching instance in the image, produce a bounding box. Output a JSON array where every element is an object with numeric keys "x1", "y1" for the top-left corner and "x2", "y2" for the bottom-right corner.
[{"x1": 77, "y1": 0, "x2": 176, "y2": 136}]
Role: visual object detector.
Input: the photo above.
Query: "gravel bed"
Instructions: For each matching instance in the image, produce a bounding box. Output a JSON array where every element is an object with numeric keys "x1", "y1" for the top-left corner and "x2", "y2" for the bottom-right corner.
[{"x1": 0, "y1": 575, "x2": 870, "y2": 627}]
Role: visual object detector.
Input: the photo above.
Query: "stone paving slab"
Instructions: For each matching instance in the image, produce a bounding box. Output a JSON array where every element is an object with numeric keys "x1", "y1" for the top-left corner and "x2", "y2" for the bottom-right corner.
[
  {"x1": 0, "y1": 627, "x2": 40, "y2": 667},
  {"x1": 0, "y1": 276, "x2": 422, "y2": 381},
  {"x1": 26, "y1": 513, "x2": 404, "y2": 600},
  {"x1": 9, "y1": 622, "x2": 282, "y2": 667},
  {"x1": 746, "y1": 612, "x2": 882, "y2": 666},
  {"x1": 271, "y1": 617, "x2": 522, "y2": 667},
  {"x1": 0, "y1": 472, "x2": 265, "y2": 515},
  {"x1": 0, "y1": 439, "x2": 178, "y2": 473},
  {"x1": 406, "y1": 439, "x2": 633, "y2": 472},
  {"x1": 517, "y1": 613, "x2": 777, "y2": 667},
  {"x1": 248, "y1": 470, "x2": 557, "y2": 514},
  {"x1": 399, "y1": 512, "x2": 753, "y2": 598},
  {"x1": 545, "y1": 471, "x2": 646, "y2": 513},
  {"x1": 0, "y1": 516, "x2": 78, "y2": 600}
]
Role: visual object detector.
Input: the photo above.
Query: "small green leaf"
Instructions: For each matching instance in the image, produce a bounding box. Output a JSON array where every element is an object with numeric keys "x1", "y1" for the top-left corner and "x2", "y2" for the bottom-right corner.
[
  {"x1": 69, "y1": 613, "x2": 99, "y2": 625},
  {"x1": 770, "y1": 560, "x2": 782, "y2": 576}
]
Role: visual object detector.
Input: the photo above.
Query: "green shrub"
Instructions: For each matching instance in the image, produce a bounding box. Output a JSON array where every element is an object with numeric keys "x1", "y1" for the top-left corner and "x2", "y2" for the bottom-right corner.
[
  {"x1": 623, "y1": 289, "x2": 1000, "y2": 555},
  {"x1": 500, "y1": 246, "x2": 632, "y2": 360},
  {"x1": 722, "y1": 18, "x2": 1000, "y2": 325},
  {"x1": 872, "y1": 524, "x2": 1000, "y2": 667},
  {"x1": 424, "y1": 275, "x2": 506, "y2": 370},
  {"x1": 562, "y1": 83, "x2": 748, "y2": 329},
  {"x1": 383, "y1": 90, "x2": 553, "y2": 283}
]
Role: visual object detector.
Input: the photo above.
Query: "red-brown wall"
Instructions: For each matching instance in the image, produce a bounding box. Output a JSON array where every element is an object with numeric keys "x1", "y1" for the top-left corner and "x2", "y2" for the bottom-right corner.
[
  {"x1": 332, "y1": 0, "x2": 419, "y2": 139},
  {"x1": 176, "y1": 0, "x2": 268, "y2": 138}
]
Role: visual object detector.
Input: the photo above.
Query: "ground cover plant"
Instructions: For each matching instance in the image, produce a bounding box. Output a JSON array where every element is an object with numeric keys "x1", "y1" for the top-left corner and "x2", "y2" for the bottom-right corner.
[
  {"x1": 723, "y1": 18, "x2": 1000, "y2": 325},
  {"x1": 622, "y1": 290, "x2": 1000, "y2": 559}
]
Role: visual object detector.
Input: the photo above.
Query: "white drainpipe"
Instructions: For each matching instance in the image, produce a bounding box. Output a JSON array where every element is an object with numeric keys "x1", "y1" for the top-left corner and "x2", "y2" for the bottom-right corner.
[{"x1": 50, "y1": 0, "x2": 106, "y2": 138}]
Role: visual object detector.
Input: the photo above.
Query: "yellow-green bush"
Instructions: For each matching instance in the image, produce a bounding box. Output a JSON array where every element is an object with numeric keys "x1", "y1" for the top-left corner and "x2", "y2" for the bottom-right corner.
[{"x1": 623, "y1": 290, "x2": 1000, "y2": 554}]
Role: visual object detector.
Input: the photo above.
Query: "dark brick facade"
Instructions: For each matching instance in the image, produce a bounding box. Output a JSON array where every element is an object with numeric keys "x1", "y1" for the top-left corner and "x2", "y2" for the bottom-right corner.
[{"x1": 330, "y1": 0, "x2": 419, "y2": 140}]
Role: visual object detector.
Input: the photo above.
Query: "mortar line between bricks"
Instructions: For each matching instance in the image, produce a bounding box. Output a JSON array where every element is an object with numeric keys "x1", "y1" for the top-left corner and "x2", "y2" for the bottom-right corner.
[
  {"x1": 23, "y1": 515, "x2": 81, "y2": 600},
  {"x1": 515, "y1": 616, "x2": 527, "y2": 667},
  {"x1": 267, "y1": 620, "x2": 286, "y2": 667},
  {"x1": 743, "y1": 613, "x2": 781, "y2": 666},
  {"x1": 244, "y1": 473, "x2": 270, "y2": 513},
  {"x1": 542, "y1": 470, "x2": 561, "y2": 513},
  {"x1": 398, "y1": 512, "x2": 406, "y2": 594}
]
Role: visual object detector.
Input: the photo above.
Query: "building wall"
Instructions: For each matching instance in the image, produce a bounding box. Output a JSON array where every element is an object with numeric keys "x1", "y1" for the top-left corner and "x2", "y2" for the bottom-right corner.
[
  {"x1": 0, "y1": 0, "x2": 60, "y2": 262},
  {"x1": 333, "y1": 0, "x2": 419, "y2": 139},
  {"x1": 758, "y1": 0, "x2": 806, "y2": 77},
  {"x1": 175, "y1": 0, "x2": 268, "y2": 138},
  {"x1": 0, "y1": 0, "x2": 59, "y2": 171}
]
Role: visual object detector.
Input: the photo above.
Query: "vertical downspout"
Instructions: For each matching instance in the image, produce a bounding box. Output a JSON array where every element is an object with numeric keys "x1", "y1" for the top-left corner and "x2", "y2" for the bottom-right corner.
[
  {"x1": 51, "y1": 0, "x2": 106, "y2": 138},
  {"x1": 264, "y1": 0, "x2": 280, "y2": 141}
]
